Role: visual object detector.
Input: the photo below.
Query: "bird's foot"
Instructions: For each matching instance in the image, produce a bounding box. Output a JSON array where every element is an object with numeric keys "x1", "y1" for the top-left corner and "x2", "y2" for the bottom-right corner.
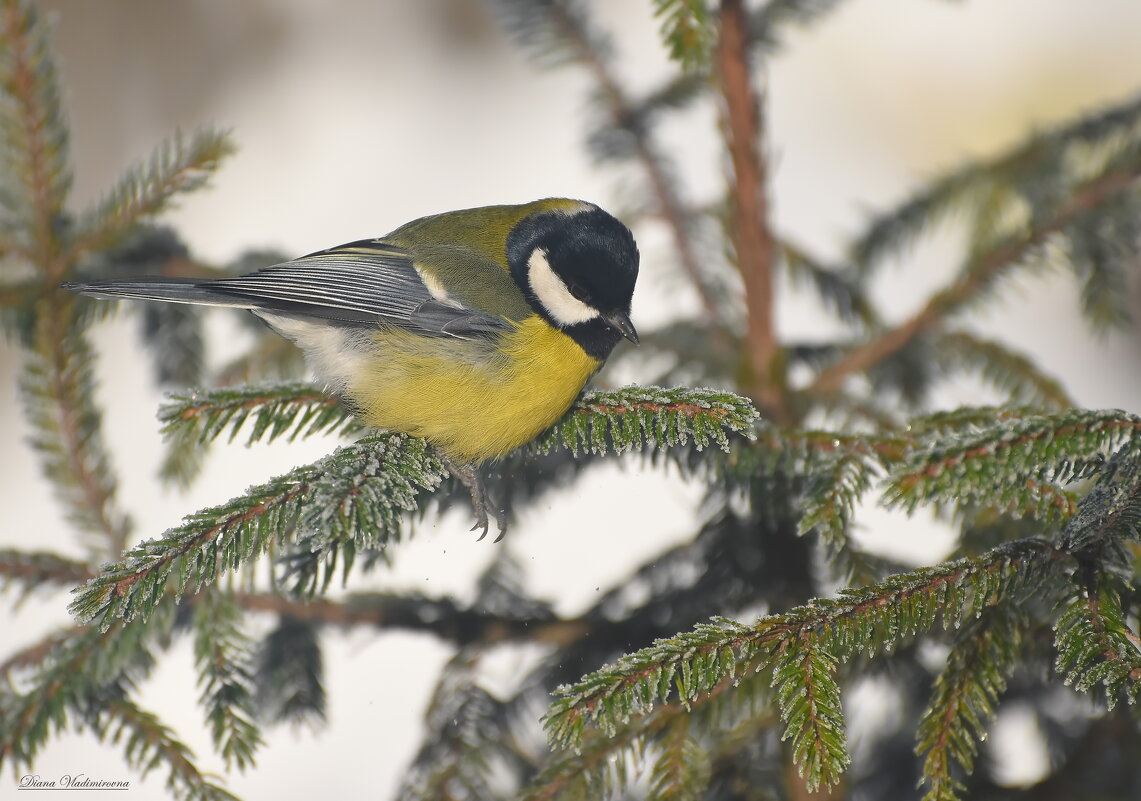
[{"x1": 442, "y1": 459, "x2": 507, "y2": 541}]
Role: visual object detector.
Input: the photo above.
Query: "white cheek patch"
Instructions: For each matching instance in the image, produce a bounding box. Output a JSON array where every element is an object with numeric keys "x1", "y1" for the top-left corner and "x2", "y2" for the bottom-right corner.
[{"x1": 527, "y1": 248, "x2": 599, "y2": 326}]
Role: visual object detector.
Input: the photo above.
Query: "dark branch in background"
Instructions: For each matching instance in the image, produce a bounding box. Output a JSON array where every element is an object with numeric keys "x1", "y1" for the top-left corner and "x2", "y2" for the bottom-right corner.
[
  {"x1": 233, "y1": 592, "x2": 591, "y2": 648},
  {"x1": 717, "y1": 0, "x2": 785, "y2": 422}
]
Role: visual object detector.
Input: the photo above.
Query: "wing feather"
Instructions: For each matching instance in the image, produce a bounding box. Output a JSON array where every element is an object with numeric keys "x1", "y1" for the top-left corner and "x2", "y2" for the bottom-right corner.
[{"x1": 211, "y1": 240, "x2": 510, "y2": 338}]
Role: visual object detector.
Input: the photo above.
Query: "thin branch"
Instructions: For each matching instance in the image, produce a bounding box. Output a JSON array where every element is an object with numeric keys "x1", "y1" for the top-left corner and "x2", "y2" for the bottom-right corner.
[
  {"x1": 717, "y1": 0, "x2": 784, "y2": 421},
  {"x1": 809, "y1": 164, "x2": 1141, "y2": 396},
  {"x1": 546, "y1": 3, "x2": 728, "y2": 341},
  {"x1": 233, "y1": 591, "x2": 590, "y2": 648}
]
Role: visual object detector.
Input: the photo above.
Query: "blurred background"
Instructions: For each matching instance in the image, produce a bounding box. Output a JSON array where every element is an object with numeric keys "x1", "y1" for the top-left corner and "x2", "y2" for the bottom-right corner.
[{"x1": 4, "y1": 0, "x2": 1141, "y2": 797}]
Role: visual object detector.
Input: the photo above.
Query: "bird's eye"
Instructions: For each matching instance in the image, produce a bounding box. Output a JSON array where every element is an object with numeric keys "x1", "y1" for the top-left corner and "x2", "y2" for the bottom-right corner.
[{"x1": 567, "y1": 283, "x2": 589, "y2": 302}]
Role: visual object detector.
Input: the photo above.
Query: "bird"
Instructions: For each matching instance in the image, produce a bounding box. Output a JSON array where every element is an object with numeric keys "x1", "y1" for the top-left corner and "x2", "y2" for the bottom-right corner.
[{"x1": 63, "y1": 198, "x2": 640, "y2": 540}]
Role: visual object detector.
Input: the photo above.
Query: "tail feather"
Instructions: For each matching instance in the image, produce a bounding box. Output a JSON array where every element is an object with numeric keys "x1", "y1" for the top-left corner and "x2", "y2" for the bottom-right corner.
[{"x1": 61, "y1": 278, "x2": 258, "y2": 309}]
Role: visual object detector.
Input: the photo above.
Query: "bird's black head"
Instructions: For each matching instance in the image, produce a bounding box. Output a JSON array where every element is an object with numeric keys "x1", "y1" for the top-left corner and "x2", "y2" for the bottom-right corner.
[{"x1": 506, "y1": 203, "x2": 639, "y2": 360}]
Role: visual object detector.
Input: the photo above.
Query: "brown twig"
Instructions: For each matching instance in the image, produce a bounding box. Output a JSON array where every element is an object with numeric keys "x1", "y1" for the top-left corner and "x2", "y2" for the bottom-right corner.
[
  {"x1": 809, "y1": 164, "x2": 1141, "y2": 396},
  {"x1": 717, "y1": 0, "x2": 785, "y2": 421}
]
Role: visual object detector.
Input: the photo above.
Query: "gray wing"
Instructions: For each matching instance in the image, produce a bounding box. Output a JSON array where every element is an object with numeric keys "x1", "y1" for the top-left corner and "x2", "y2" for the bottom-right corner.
[
  {"x1": 214, "y1": 240, "x2": 511, "y2": 338},
  {"x1": 69, "y1": 240, "x2": 511, "y2": 340}
]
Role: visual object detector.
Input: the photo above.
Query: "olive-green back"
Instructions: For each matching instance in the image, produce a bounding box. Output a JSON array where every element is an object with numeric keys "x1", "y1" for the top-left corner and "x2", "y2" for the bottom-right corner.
[{"x1": 384, "y1": 198, "x2": 591, "y2": 321}]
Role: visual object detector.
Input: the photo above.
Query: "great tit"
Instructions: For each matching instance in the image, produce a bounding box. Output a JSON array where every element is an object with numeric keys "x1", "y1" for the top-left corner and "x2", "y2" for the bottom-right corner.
[{"x1": 63, "y1": 198, "x2": 640, "y2": 540}]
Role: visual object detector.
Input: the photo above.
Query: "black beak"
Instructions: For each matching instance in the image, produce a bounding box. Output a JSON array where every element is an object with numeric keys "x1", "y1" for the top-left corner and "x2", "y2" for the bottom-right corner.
[{"x1": 603, "y1": 310, "x2": 639, "y2": 345}]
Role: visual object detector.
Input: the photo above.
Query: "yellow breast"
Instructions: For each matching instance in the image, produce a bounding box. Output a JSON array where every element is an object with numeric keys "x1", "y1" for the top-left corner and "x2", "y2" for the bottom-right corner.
[{"x1": 347, "y1": 316, "x2": 601, "y2": 464}]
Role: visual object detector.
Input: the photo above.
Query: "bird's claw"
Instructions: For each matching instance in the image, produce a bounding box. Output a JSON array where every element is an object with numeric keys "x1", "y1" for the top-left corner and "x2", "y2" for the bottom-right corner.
[
  {"x1": 443, "y1": 458, "x2": 507, "y2": 541},
  {"x1": 467, "y1": 495, "x2": 508, "y2": 545}
]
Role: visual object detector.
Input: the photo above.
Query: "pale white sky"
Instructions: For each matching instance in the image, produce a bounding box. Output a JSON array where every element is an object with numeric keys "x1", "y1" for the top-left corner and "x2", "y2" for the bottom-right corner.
[{"x1": 5, "y1": 1, "x2": 1141, "y2": 797}]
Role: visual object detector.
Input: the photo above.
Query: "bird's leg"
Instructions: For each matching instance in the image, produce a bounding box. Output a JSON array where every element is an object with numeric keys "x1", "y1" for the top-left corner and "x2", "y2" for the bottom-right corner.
[{"x1": 442, "y1": 458, "x2": 508, "y2": 541}]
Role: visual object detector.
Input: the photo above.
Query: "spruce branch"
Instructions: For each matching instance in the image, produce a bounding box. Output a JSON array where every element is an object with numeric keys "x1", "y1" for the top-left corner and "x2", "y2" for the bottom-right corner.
[
  {"x1": 544, "y1": 539, "x2": 1056, "y2": 753},
  {"x1": 812, "y1": 154, "x2": 1141, "y2": 396},
  {"x1": 21, "y1": 308, "x2": 134, "y2": 557},
  {"x1": 798, "y1": 448, "x2": 878, "y2": 551},
  {"x1": 773, "y1": 635, "x2": 848, "y2": 792},
  {"x1": 72, "y1": 386, "x2": 752, "y2": 633},
  {"x1": 731, "y1": 426, "x2": 909, "y2": 489},
  {"x1": 935, "y1": 331, "x2": 1074, "y2": 407},
  {"x1": 0, "y1": 0, "x2": 70, "y2": 267},
  {"x1": 398, "y1": 652, "x2": 507, "y2": 801},
  {"x1": 851, "y1": 92, "x2": 1141, "y2": 276},
  {"x1": 70, "y1": 129, "x2": 235, "y2": 258},
  {"x1": 533, "y1": 385, "x2": 758, "y2": 457},
  {"x1": 159, "y1": 383, "x2": 362, "y2": 450},
  {"x1": 1061, "y1": 441, "x2": 1141, "y2": 553},
  {"x1": 782, "y1": 240, "x2": 880, "y2": 328},
  {"x1": 648, "y1": 716, "x2": 710, "y2": 801},
  {"x1": 491, "y1": 0, "x2": 606, "y2": 69},
  {"x1": 193, "y1": 591, "x2": 262, "y2": 771},
  {"x1": 525, "y1": 706, "x2": 690, "y2": 801},
  {"x1": 916, "y1": 607, "x2": 1025, "y2": 801},
  {"x1": 884, "y1": 408, "x2": 1141, "y2": 523},
  {"x1": 92, "y1": 696, "x2": 240, "y2": 801},
  {"x1": 3, "y1": 621, "x2": 235, "y2": 801},
  {"x1": 1055, "y1": 573, "x2": 1141, "y2": 711},
  {"x1": 1, "y1": 599, "x2": 176, "y2": 772},
  {"x1": 3, "y1": 0, "x2": 135, "y2": 560},
  {"x1": 158, "y1": 350, "x2": 311, "y2": 489},
  {"x1": 1064, "y1": 198, "x2": 1141, "y2": 334},
  {"x1": 162, "y1": 384, "x2": 756, "y2": 462},
  {"x1": 652, "y1": 0, "x2": 716, "y2": 71},
  {"x1": 901, "y1": 405, "x2": 1032, "y2": 437},
  {"x1": 0, "y1": 628, "x2": 103, "y2": 769},
  {"x1": 69, "y1": 434, "x2": 445, "y2": 631},
  {"x1": 254, "y1": 615, "x2": 325, "y2": 727}
]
